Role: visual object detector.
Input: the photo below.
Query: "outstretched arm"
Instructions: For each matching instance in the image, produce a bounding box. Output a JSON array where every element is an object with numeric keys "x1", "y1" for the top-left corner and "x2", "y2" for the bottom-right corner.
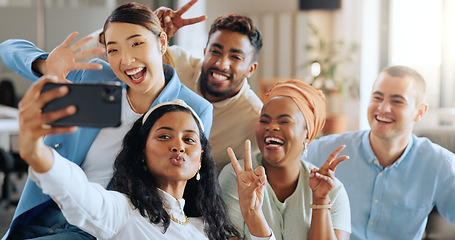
[
  {"x1": 227, "y1": 140, "x2": 272, "y2": 238},
  {"x1": 308, "y1": 145, "x2": 350, "y2": 240},
  {"x1": 18, "y1": 76, "x2": 128, "y2": 238},
  {"x1": 0, "y1": 33, "x2": 104, "y2": 82},
  {"x1": 154, "y1": 0, "x2": 207, "y2": 39}
]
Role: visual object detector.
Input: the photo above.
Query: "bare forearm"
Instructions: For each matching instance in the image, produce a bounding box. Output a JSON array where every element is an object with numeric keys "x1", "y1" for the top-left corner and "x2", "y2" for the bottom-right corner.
[
  {"x1": 243, "y1": 211, "x2": 271, "y2": 238},
  {"x1": 309, "y1": 196, "x2": 337, "y2": 240},
  {"x1": 309, "y1": 209, "x2": 337, "y2": 240}
]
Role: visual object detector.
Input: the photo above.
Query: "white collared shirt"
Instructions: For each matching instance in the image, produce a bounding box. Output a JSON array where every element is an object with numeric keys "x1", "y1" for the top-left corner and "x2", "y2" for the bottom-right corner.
[
  {"x1": 30, "y1": 150, "x2": 275, "y2": 240},
  {"x1": 31, "y1": 150, "x2": 207, "y2": 240}
]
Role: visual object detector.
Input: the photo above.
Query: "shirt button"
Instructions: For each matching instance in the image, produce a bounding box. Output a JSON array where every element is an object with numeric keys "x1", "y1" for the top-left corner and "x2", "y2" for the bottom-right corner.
[
  {"x1": 378, "y1": 172, "x2": 383, "y2": 176},
  {"x1": 54, "y1": 143, "x2": 61, "y2": 149},
  {"x1": 370, "y1": 221, "x2": 374, "y2": 225},
  {"x1": 368, "y1": 159, "x2": 373, "y2": 163},
  {"x1": 374, "y1": 199, "x2": 379, "y2": 203},
  {"x1": 373, "y1": 159, "x2": 379, "y2": 165}
]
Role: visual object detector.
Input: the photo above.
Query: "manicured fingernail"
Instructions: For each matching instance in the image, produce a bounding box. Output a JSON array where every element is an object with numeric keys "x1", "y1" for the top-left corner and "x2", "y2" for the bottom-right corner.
[{"x1": 165, "y1": 16, "x2": 171, "y2": 22}]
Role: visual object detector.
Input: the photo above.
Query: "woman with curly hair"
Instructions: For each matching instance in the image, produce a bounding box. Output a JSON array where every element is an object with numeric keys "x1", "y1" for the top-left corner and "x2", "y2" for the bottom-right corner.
[{"x1": 18, "y1": 93, "x2": 275, "y2": 239}]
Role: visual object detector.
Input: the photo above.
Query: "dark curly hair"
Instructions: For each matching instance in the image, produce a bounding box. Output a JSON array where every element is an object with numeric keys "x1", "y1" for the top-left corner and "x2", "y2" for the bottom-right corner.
[
  {"x1": 111, "y1": 104, "x2": 240, "y2": 239},
  {"x1": 208, "y1": 14, "x2": 263, "y2": 61}
]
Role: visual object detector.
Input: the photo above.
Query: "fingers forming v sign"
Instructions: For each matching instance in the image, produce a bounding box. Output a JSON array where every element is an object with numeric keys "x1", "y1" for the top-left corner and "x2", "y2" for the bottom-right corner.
[
  {"x1": 227, "y1": 140, "x2": 266, "y2": 216},
  {"x1": 45, "y1": 32, "x2": 104, "y2": 79},
  {"x1": 154, "y1": 0, "x2": 207, "y2": 39},
  {"x1": 309, "y1": 145, "x2": 349, "y2": 199}
]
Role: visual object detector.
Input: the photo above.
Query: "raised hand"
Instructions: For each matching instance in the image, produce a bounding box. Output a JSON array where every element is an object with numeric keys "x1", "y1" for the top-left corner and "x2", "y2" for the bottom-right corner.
[
  {"x1": 309, "y1": 145, "x2": 349, "y2": 200},
  {"x1": 154, "y1": 0, "x2": 207, "y2": 39},
  {"x1": 18, "y1": 75, "x2": 77, "y2": 173},
  {"x1": 227, "y1": 140, "x2": 271, "y2": 238},
  {"x1": 36, "y1": 32, "x2": 104, "y2": 80}
]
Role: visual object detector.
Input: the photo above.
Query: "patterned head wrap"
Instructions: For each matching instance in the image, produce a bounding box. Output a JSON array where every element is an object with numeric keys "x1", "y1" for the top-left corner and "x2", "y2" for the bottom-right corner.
[{"x1": 264, "y1": 79, "x2": 326, "y2": 143}]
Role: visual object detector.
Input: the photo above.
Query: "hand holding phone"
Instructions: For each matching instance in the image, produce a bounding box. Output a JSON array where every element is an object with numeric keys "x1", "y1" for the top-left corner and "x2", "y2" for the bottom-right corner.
[{"x1": 41, "y1": 82, "x2": 122, "y2": 128}]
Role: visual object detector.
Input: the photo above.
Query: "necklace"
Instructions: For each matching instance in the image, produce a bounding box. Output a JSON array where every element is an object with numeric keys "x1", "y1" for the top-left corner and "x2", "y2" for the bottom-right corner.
[
  {"x1": 168, "y1": 212, "x2": 189, "y2": 225},
  {"x1": 126, "y1": 93, "x2": 138, "y2": 113}
]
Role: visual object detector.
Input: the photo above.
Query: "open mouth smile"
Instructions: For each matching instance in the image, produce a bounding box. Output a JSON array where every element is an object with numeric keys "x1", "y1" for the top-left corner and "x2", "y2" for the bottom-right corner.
[
  {"x1": 125, "y1": 67, "x2": 146, "y2": 83},
  {"x1": 209, "y1": 70, "x2": 231, "y2": 84},
  {"x1": 375, "y1": 115, "x2": 394, "y2": 123},
  {"x1": 264, "y1": 136, "x2": 284, "y2": 149}
]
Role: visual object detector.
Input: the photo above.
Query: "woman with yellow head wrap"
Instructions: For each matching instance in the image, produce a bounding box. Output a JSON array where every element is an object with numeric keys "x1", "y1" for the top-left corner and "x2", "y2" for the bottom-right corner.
[
  {"x1": 264, "y1": 79, "x2": 326, "y2": 144},
  {"x1": 219, "y1": 79, "x2": 351, "y2": 240}
]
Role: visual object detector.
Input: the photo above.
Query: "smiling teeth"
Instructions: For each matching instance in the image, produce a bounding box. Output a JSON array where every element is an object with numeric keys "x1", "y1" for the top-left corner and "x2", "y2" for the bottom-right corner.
[
  {"x1": 212, "y1": 72, "x2": 228, "y2": 81},
  {"x1": 376, "y1": 116, "x2": 393, "y2": 123},
  {"x1": 265, "y1": 137, "x2": 284, "y2": 145},
  {"x1": 125, "y1": 67, "x2": 144, "y2": 76}
]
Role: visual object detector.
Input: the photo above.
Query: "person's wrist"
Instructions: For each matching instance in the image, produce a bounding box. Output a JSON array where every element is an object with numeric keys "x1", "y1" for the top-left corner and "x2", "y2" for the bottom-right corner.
[
  {"x1": 311, "y1": 196, "x2": 330, "y2": 205},
  {"x1": 241, "y1": 208, "x2": 262, "y2": 223},
  {"x1": 310, "y1": 200, "x2": 332, "y2": 210},
  {"x1": 243, "y1": 211, "x2": 271, "y2": 237}
]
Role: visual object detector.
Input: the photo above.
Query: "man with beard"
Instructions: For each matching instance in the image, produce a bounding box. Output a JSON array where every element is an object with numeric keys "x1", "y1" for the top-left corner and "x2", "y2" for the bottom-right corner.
[
  {"x1": 167, "y1": 13, "x2": 263, "y2": 173},
  {"x1": 306, "y1": 65, "x2": 455, "y2": 240}
]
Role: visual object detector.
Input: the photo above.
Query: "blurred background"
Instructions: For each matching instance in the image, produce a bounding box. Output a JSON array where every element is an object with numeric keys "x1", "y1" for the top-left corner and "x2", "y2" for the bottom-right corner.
[{"x1": 1, "y1": 0, "x2": 455, "y2": 238}]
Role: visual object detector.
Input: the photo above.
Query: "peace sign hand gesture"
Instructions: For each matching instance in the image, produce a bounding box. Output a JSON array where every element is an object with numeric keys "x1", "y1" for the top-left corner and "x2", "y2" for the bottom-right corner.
[
  {"x1": 309, "y1": 145, "x2": 349, "y2": 201},
  {"x1": 154, "y1": 0, "x2": 207, "y2": 39},
  {"x1": 228, "y1": 140, "x2": 272, "y2": 238}
]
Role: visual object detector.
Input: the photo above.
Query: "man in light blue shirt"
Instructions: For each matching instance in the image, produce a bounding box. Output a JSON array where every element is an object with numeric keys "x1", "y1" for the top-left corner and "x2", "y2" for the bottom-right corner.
[{"x1": 306, "y1": 65, "x2": 455, "y2": 240}]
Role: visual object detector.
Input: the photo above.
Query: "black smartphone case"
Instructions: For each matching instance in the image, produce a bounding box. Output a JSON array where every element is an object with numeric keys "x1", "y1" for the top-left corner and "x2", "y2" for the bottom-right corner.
[{"x1": 41, "y1": 82, "x2": 122, "y2": 128}]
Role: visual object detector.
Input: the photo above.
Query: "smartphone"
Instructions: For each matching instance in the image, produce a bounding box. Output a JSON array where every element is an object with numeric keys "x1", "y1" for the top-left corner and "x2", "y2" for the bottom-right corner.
[{"x1": 41, "y1": 82, "x2": 122, "y2": 128}]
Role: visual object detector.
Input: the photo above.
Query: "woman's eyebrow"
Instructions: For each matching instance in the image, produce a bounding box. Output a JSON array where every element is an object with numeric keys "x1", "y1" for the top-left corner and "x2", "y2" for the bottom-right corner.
[
  {"x1": 106, "y1": 34, "x2": 142, "y2": 46},
  {"x1": 277, "y1": 114, "x2": 292, "y2": 119},
  {"x1": 126, "y1": 34, "x2": 141, "y2": 40},
  {"x1": 157, "y1": 127, "x2": 198, "y2": 134},
  {"x1": 157, "y1": 126, "x2": 173, "y2": 131}
]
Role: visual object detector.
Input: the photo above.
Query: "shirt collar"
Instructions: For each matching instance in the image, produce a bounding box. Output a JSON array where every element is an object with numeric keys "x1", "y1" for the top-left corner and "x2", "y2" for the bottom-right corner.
[
  {"x1": 210, "y1": 79, "x2": 249, "y2": 108},
  {"x1": 361, "y1": 130, "x2": 414, "y2": 169},
  {"x1": 157, "y1": 188, "x2": 187, "y2": 221},
  {"x1": 150, "y1": 64, "x2": 182, "y2": 107}
]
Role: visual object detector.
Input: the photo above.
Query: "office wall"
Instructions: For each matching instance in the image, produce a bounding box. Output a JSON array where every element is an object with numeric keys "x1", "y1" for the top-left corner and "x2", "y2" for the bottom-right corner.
[
  {"x1": 206, "y1": 0, "x2": 298, "y2": 24},
  {"x1": 0, "y1": 7, "x2": 38, "y2": 97},
  {"x1": 0, "y1": 5, "x2": 112, "y2": 97}
]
